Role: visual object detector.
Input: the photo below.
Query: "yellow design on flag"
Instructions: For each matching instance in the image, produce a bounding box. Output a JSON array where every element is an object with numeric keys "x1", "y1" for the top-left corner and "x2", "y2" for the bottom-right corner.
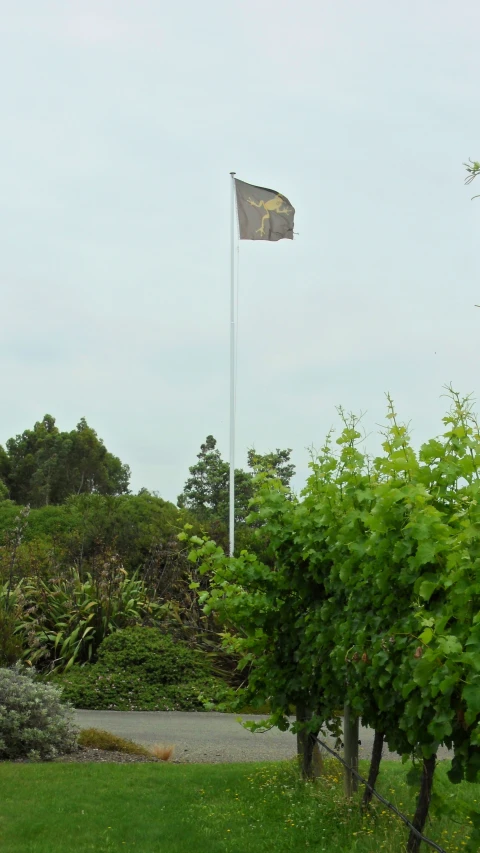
[{"x1": 235, "y1": 179, "x2": 295, "y2": 241}]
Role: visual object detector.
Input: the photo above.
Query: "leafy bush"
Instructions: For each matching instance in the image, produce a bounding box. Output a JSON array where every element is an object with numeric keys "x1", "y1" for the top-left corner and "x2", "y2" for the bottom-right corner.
[
  {"x1": 13, "y1": 567, "x2": 159, "y2": 672},
  {"x1": 0, "y1": 496, "x2": 222, "y2": 669},
  {"x1": 56, "y1": 669, "x2": 224, "y2": 711},
  {"x1": 0, "y1": 582, "x2": 24, "y2": 666},
  {"x1": 97, "y1": 625, "x2": 212, "y2": 681},
  {"x1": 187, "y1": 388, "x2": 480, "y2": 850},
  {"x1": 78, "y1": 728, "x2": 150, "y2": 756},
  {"x1": 0, "y1": 665, "x2": 78, "y2": 760},
  {"x1": 54, "y1": 627, "x2": 227, "y2": 711},
  {"x1": 0, "y1": 493, "x2": 181, "y2": 576}
]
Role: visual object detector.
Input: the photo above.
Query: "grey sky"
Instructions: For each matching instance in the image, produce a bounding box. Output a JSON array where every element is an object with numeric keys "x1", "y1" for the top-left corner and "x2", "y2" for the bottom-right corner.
[{"x1": 1, "y1": 1, "x2": 479, "y2": 501}]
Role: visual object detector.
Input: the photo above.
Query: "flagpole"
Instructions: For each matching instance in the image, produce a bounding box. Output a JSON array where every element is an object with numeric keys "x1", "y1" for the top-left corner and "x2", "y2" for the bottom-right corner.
[{"x1": 229, "y1": 171, "x2": 236, "y2": 558}]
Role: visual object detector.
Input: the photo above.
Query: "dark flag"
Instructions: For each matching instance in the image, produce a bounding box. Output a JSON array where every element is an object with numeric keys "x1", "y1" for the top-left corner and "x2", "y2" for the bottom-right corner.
[{"x1": 235, "y1": 179, "x2": 295, "y2": 241}]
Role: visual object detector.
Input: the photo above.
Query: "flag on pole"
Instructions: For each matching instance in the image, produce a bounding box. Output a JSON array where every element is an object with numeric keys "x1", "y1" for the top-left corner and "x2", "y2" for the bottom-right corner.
[{"x1": 235, "y1": 179, "x2": 295, "y2": 241}]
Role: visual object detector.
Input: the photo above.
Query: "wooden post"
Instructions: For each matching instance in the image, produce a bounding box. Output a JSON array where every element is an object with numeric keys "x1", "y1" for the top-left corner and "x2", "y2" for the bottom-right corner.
[{"x1": 343, "y1": 704, "x2": 359, "y2": 797}]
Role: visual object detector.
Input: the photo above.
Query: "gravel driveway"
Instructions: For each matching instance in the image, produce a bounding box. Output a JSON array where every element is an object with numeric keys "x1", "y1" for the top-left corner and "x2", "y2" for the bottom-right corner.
[{"x1": 74, "y1": 710, "x2": 452, "y2": 765}]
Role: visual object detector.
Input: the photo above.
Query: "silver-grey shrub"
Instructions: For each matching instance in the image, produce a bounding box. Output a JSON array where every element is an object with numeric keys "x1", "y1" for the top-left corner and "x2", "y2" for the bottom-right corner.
[{"x1": 0, "y1": 665, "x2": 78, "y2": 760}]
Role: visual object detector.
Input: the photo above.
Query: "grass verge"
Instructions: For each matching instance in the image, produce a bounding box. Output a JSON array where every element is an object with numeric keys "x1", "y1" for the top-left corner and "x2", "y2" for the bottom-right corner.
[{"x1": 0, "y1": 759, "x2": 476, "y2": 852}]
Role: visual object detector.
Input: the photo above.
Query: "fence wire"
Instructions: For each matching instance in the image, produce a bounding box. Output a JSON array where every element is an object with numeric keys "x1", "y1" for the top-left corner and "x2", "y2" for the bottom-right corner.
[{"x1": 313, "y1": 735, "x2": 448, "y2": 853}]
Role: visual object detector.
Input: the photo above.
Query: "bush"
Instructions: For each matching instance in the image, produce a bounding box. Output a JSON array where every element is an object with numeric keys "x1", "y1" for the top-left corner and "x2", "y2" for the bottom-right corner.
[
  {"x1": 55, "y1": 669, "x2": 224, "y2": 711},
  {"x1": 0, "y1": 582, "x2": 24, "y2": 667},
  {"x1": 0, "y1": 493, "x2": 181, "y2": 575},
  {"x1": 17, "y1": 567, "x2": 158, "y2": 672},
  {"x1": 0, "y1": 665, "x2": 78, "y2": 760},
  {"x1": 96, "y1": 626, "x2": 212, "y2": 682},
  {"x1": 54, "y1": 627, "x2": 227, "y2": 711},
  {"x1": 78, "y1": 728, "x2": 150, "y2": 756}
]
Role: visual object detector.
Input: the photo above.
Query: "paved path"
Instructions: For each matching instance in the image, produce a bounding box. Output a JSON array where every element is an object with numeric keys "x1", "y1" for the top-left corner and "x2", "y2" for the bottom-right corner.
[{"x1": 74, "y1": 710, "x2": 452, "y2": 765}]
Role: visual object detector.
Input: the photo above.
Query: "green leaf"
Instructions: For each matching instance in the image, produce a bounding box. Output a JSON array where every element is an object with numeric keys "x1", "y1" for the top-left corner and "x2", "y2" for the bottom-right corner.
[
  {"x1": 438, "y1": 674, "x2": 459, "y2": 694},
  {"x1": 416, "y1": 541, "x2": 437, "y2": 565},
  {"x1": 401, "y1": 681, "x2": 416, "y2": 699},
  {"x1": 418, "y1": 580, "x2": 437, "y2": 601},
  {"x1": 413, "y1": 657, "x2": 437, "y2": 687},
  {"x1": 437, "y1": 635, "x2": 462, "y2": 655},
  {"x1": 419, "y1": 628, "x2": 433, "y2": 644},
  {"x1": 64, "y1": 655, "x2": 76, "y2": 672}
]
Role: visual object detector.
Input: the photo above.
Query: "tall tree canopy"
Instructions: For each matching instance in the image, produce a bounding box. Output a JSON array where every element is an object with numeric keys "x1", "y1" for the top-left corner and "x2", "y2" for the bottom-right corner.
[
  {"x1": 177, "y1": 435, "x2": 295, "y2": 525},
  {"x1": 1, "y1": 415, "x2": 130, "y2": 507},
  {"x1": 247, "y1": 447, "x2": 295, "y2": 487},
  {"x1": 0, "y1": 447, "x2": 9, "y2": 499}
]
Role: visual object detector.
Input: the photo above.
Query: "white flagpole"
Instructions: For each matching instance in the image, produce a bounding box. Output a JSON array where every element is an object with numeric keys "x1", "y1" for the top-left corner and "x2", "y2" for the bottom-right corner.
[{"x1": 229, "y1": 171, "x2": 236, "y2": 557}]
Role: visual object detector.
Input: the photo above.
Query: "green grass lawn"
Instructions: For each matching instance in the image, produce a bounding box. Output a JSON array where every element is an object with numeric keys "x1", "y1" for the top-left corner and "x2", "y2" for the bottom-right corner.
[{"x1": 0, "y1": 759, "x2": 476, "y2": 853}]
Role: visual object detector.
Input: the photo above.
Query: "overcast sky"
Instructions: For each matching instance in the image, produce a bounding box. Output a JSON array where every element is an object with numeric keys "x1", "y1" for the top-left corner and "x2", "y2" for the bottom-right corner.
[{"x1": 2, "y1": 0, "x2": 480, "y2": 502}]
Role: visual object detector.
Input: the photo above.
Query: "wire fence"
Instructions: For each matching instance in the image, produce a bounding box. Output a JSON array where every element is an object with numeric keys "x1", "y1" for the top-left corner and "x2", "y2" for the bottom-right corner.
[{"x1": 313, "y1": 734, "x2": 448, "y2": 853}]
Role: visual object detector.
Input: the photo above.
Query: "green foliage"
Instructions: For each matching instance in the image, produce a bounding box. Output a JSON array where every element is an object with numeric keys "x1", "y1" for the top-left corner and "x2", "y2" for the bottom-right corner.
[
  {"x1": 53, "y1": 627, "x2": 226, "y2": 710},
  {"x1": 0, "y1": 445, "x2": 9, "y2": 498},
  {"x1": 0, "y1": 506, "x2": 31, "y2": 666},
  {"x1": 96, "y1": 625, "x2": 212, "y2": 680},
  {"x1": 177, "y1": 436, "x2": 295, "y2": 531},
  {"x1": 0, "y1": 664, "x2": 78, "y2": 760},
  {"x1": 0, "y1": 493, "x2": 181, "y2": 578},
  {"x1": 465, "y1": 158, "x2": 480, "y2": 185},
  {"x1": 3, "y1": 414, "x2": 130, "y2": 507},
  {"x1": 11, "y1": 566, "x2": 158, "y2": 672},
  {"x1": 247, "y1": 447, "x2": 295, "y2": 487},
  {"x1": 186, "y1": 388, "x2": 480, "y2": 845},
  {"x1": 0, "y1": 582, "x2": 24, "y2": 666},
  {"x1": 177, "y1": 435, "x2": 253, "y2": 526},
  {"x1": 77, "y1": 727, "x2": 151, "y2": 755},
  {"x1": 0, "y1": 497, "x2": 226, "y2": 676},
  {"x1": 56, "y1": 668, "x2": 224, "y2": 711}
]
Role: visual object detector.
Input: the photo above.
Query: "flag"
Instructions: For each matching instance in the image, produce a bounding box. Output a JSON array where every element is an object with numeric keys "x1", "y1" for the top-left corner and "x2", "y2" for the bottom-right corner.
[{"x1": 235, "y1": 179, "x2": 295, "y2": 241}]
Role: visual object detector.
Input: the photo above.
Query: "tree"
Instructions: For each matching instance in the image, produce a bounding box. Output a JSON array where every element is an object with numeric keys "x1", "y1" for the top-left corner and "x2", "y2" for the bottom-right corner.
[
  {"x1": 177, "y1": 437, "x2": 295, "y2": 526},
  {"x1": 63, "y1": 418, "x2": 130, "y2": 499},
  {"x1": 177, "y1": 435, "x2": 252, "y2": 526},
  {"x1": 0, "y1": 447, "x2": 9, "y2": 502},
  {"x1": 178, "y1": 436, "x2": 228, "y2": 521},
  {"x1": 4, "y1": 415, "x2": 130, "y2": 507},
  {"x1": 247, "y1": 447, "x2": 295, "y2": 488}
]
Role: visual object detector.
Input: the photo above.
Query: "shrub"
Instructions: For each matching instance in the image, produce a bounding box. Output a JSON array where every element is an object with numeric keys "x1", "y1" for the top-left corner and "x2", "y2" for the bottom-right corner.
[
  {"x1": 14, "y1": 567, "x2": 159, "y2": 672},
  {"x1": 78, "y1": 728, "x2": 150, "y2": 756},
  {"x1": 96, "y1": 626, "x2": 212, "y2": 682},
  {"x1": 150, "y1": 744, "x2": 174, "y2": 761},
  {"x1": 53, "y1": 627, "x2": 227, "y2": 711},
  {"x1": 0, "y1": 494, "x2": 181, "y2": 575},
  {"x1": 0, "y1": 665, "x2": 78, "y2": 760},
  {"x1": 55, "y1": 668, "x2": 224, "y2": 711},
  {"x1": 0, "y1": 582, "x2": 24, "y2": 666},
  {"x1": 0, "y1": 609, "x2": 23, "y2": 667}
]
